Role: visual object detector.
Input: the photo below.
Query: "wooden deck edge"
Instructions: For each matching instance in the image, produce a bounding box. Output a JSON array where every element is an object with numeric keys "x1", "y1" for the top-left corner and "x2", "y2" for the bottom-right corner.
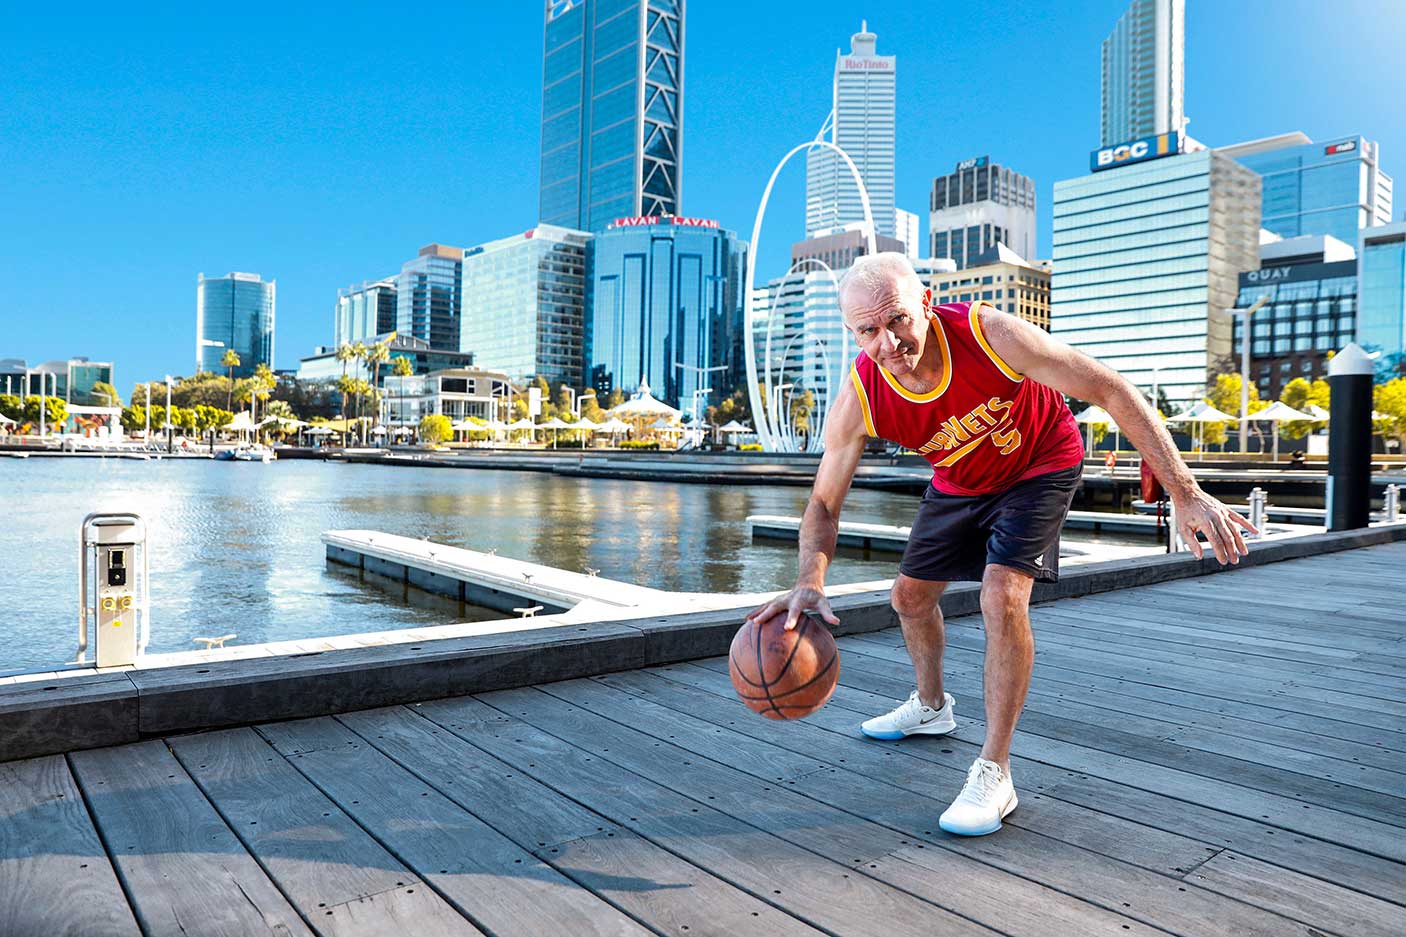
[{"x1": 3, "y1": 523, "x2": 1403, "y2": 763}]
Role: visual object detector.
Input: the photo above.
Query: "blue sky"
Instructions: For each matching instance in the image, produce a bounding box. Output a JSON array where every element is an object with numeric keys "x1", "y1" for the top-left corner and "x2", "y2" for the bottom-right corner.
[{"x1": 2, "y1": 0, "x2": 1402, "y2": 390}]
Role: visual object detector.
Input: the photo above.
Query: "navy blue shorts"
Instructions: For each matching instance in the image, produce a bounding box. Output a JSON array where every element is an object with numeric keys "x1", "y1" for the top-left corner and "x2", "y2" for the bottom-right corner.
[{"x1": 899, "y1": 465, "x2": 1082, "y2": 584}]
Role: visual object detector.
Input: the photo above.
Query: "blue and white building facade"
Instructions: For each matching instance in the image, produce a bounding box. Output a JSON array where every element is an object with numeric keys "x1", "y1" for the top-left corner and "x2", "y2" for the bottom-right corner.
[
  {"x1": 459, "y1": 225, "x2": 593, "y2": 389},
  {"x1": 1052, "y1": 142, "x2": 1261, "y2": 408},
  {"x1": 587, "y1": 215, "x2": 746, "y2": 408},
  {"x1": 1100, "y1": 0, "x2": 1185, "y2": 148},
  {"x1": 196, "y1": 272, "x2": 275, "y2": 377},
  {"x1": 539, "y1": 0, "x2": 684, "y2": 233},
  {"x1": 1358, "y1": 221, "x2": 1406, "y2": 372},
  {"x1": 397, "y1": 245, "x2": 463, "y2": 352},
  {"x1": 334, "y1": 279, "x2": 397, "y2": 348},
  {"x1": 805, "y1": 22, "x2": 896, "y2": 239}
]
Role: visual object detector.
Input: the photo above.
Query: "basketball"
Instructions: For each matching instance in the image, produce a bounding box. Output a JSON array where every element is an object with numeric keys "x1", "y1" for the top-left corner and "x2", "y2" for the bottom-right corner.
[{"x1": 729, "y1": 611, "x2": 839, "y2": 720}]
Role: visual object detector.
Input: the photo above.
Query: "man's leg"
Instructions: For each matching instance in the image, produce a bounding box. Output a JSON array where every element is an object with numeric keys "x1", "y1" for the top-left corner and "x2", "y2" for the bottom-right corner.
[
  {"x1": 977, "y1": 563, "x2": 1036, "y2": 772},
  {"x1": 891, "y1": 574, "x2": 949, "y2": 708}
]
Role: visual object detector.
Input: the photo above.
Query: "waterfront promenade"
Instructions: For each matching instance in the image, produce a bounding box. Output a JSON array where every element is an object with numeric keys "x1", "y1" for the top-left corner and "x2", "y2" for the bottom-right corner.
[{"x1": 3, "y1": 539, "x2": 1402, "y2": 936}]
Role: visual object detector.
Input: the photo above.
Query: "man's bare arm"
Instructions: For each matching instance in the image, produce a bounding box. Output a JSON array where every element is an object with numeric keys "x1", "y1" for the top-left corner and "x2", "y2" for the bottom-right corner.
[
  {"x1": 979, "y1": 307, "x2": 1256, "y2": 565},
  {"x1": 745, "y1": 378, "x2": 870, "y2": 629}
]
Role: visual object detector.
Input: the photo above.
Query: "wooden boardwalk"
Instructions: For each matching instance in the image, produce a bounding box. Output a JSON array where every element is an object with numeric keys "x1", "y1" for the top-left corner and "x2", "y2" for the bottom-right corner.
[{"x1": 3, "y1": 542, "x2": 1404, "y2": 937}]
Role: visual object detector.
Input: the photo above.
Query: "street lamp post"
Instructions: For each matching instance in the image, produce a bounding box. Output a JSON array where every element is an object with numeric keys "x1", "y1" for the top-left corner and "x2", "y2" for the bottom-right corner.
[
  {"x1": 164, "y1": 375, "x2": 174, "y2": 454},
  {"x1": 688, "y1": 386, "x2": 714, "y2": 447},
  {"x1": 674, "y1": 360, "x2": 728, "y2": 442},
  {"x1": 1230, "y1": 297, "x2": 1270, "y2": 453}
]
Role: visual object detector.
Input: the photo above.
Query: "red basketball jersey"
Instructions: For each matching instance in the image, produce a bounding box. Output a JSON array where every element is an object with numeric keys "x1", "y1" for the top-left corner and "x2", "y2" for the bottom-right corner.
[{"x1": 850, "y1": 301, "x2": 1085, "y2": 496}]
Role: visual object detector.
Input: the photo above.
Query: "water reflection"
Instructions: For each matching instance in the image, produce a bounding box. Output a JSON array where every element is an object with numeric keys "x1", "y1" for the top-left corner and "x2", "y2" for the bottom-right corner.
[{"x1": 0, "y1": 459, "x2": 918, "y2": 671}]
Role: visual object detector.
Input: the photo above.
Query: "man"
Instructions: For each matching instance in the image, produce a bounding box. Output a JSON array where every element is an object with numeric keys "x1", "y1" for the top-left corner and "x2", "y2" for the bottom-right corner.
[{"x1": 747, "y1": 252, "x2": 1254, "y2": 837}]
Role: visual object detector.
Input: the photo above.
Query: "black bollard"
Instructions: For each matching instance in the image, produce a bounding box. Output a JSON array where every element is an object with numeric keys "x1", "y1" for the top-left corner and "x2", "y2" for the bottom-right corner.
[{"x1": 1327, "y1": 343, "x2": 1374, "y2": 531}]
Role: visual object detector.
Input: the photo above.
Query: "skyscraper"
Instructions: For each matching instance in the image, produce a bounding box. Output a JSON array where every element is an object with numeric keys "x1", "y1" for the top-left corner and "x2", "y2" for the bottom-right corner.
[
  {"x1": 1220, "y1": 133, "x2": 1394, "y2": 245},
  {"x1": 928, "y1": 156, "x2": 1036, "y2": 269},
  {"x1": 1358, "y1": 222, "x2": 1406, "y2": 367},
  {"x1": 396, "y1": 245, "x2": 463, "y2": 352},
  {"x1": 1100, "y1": 0, "x2": 1185, "y2": 148},
  {"x1": 539, "y1": 0, "x2": 684, "y2": 233},
  {"x1": 334, "y1": 279, "x2": 397, "y2": 348},
  {"x1": 805, "y1": 22, "x2": 896, "y2": 239},
  {"x1": 1052, "y1": 148, "x2": 1260, "y2": 408},
  {"x1": 460, "y1": 225, "x2": 593, "y2": 388},
  {"x1": 196, "y1": 272, "x2": 275, "y2": 377},
  {"x1": 587, "y1": 215, "x2": 746, "y2": 407}
]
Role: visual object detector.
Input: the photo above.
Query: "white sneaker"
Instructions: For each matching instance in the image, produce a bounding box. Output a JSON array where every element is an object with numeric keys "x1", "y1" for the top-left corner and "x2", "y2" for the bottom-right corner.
[
  {"x1": 859, "y1": 690, "x2": 956, "y2": 740},
  {"x1": 939, "y1": 758, "x2": 1018, "y2": 836}
]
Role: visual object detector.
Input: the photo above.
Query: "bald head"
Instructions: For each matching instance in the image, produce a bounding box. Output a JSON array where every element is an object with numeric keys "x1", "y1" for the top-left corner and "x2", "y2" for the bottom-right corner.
[{"x1": 838, "y1": 252, "x2": 925, "y2": 318}]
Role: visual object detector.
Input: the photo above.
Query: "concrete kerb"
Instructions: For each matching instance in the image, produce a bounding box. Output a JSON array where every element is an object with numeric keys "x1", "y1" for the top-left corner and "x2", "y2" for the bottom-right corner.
[{"x1": 2, "y1": 523, "x2": 1403, "y2": 764}]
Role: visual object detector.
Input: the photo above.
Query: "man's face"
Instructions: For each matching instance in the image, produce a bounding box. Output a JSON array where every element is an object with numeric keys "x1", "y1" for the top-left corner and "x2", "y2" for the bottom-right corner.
[{"x1": 843, "y1": 280, "x2": 933, "y2": 376}]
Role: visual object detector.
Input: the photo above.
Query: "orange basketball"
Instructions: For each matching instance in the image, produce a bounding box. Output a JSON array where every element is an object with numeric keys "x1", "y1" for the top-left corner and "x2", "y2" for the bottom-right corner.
[{"x1": 729, "y1": 611, "x2": 839, "y2": 720}]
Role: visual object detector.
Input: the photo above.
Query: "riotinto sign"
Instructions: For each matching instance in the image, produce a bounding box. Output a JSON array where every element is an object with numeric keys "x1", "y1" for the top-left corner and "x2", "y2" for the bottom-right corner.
[{"x1": 1090, "y1": 132, "x2": 1180, "y2": 172}]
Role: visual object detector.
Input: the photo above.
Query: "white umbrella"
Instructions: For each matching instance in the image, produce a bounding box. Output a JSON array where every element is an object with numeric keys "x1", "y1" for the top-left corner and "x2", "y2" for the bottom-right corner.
[
  {"x1": 610, "y1": 380, "x2": 682, "y2": 419},
  {"x1": 717, "y1": 420, "x2": 751, "y2": 433},
  {"x1": 306, "y1": 426, "x2": 334, "y2": 436},
  {"x1": 1305, "y1": 404, "x2": 1331, "y2": 421},
  {"x1": 1245, "y1": 401, "x2": 1316, "y2": 460},
  {"x1": 507, "y1": 417, "x2": 537, "y2": 431},
  {"x1": 222, "y1": 411, "x2": 256, "y2": 432},
  {"x1": 540, "y1": 416, "x2": 570, "y2": 448},
  {"x1": 0, "y1": 413, "x2": 15, "y2": 425},
  {"x1": 484, "y1": 419, "x2": 509, "y2": 433},
  {"x1": 568, "y1": 417, "x2": 598, "y2": 430},
  {"x1": 371, "y1": 426, "x2": 387, "y2": 436},
  {"x1": 450, "y1": 419, "x2": 476, "y2": 431},
  {"x1": 393, "y1": 425, "x2": 414, "y2": 436},
  {"x1": 1073, "y1": 405, "x2": 1117, "y2": 456},
  {"x1": 1168, "y1": 401, "x2": 1238, "y2": 452}
]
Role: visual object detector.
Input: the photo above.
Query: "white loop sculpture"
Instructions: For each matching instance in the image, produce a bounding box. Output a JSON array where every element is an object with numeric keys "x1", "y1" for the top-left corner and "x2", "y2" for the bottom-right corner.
[{"x1": 744, "y1": 140, "x2": 876, "y2": 452}]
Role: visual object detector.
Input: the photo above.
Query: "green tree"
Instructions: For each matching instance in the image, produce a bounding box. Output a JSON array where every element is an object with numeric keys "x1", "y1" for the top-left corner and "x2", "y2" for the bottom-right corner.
[
  {"x1": 252, "y1": 363, "x2": 275, "y2": 424},
  {"x1": 391, "y1": 355, "x2": 413, "y2": 377},
  {"x1": 510, "y1": 398, "x2": 530, "y2": 421},
  {"x1": 1375, "y1": 377, "x2": 1406, "y2": 452},
  {"x1": 90, "y1": 380, "x2": 122, "y2": 408},
  {"x1": 335, "y1": 343, "x2": 355, "y2": 419},
  {"x1": 221, "y1": 349, "x2": 241, "y2": 412},
  {"x1": 580, "y1": 391, "x2": 605, "y2": 423},
  {"x1": 606, "y1": 387, "x2": 625, "y2": 409},
  {"x1": 120, "y1": 404, "x2": 147, "y2": 432},
  {"x1": 1204, "y1": 373, "x2": 1267, "y2": 449},
  {"x1": 193, "y1": 405, "x2": 234, "y2": 435},
  {"x1": 24, "y1": 395, "x2": 67, "y2": 431},
  {"x1": 0, "y1": 394, "x2": 21, "y2": 422},
  {"x1": 1279, "y1": 377, "x2": 1330, "y2": 440},
  {"x1": 418, "y1": 413, "x2": 453, "y2": 445},
  {"x1": 555, "y1": 385, "x2": 575, "y2": 420}
]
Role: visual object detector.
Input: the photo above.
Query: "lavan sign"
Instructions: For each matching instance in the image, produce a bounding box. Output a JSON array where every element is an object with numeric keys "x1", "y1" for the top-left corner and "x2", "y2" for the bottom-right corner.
[
  {"x1": 1090, "y1": 131, "x2": 1180, "y2": 172},
  {"x1": 613, "y1": 216, "x2": 720, "y2": 229}
]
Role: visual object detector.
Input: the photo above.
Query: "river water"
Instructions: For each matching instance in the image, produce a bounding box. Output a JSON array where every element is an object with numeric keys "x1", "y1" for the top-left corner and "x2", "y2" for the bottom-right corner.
[{"x1": 2, "y1": 458, "x2": 938, "y2": 672}]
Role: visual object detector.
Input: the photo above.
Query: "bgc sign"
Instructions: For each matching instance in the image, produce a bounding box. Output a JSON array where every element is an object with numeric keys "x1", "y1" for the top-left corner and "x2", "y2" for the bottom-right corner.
[{"x1": 1091, "y1": 131, "x2": 1180, "y2": 172}]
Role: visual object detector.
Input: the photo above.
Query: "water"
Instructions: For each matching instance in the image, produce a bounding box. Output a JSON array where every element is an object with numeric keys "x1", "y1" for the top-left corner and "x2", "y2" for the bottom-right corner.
[{"x1": 1, "y1": 458, "x2": 930, "y2": 671}]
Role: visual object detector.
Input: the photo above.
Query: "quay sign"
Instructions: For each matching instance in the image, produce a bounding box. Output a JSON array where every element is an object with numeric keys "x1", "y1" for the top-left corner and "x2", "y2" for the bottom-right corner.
[
  {"x1": 1090, "y1": 131, "x2": 1180, "y2": 172},
  {"x1": 613, "y1": 216, "x2": 720, "y2": 229}
]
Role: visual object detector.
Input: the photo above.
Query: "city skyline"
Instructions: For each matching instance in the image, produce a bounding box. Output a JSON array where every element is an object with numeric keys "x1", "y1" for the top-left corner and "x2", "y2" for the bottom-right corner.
[{"x1": 3, "y1": 0, "x2": 1404, "y2": 386}]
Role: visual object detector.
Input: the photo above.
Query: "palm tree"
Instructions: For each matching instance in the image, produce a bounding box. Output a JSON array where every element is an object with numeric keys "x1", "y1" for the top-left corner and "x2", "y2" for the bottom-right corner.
[
  {"x1": 367, "y1": 338, "x2": 392, "y2": 438},
  {"x1": 350, "y1": 341, "x2": 369, "y2": 441},
  {"x1": 335, "y1": 343, "x2": 354, "y2": 422},
  {"x1": 221, "y1": 349, "x2": 241, "y2": 412}
]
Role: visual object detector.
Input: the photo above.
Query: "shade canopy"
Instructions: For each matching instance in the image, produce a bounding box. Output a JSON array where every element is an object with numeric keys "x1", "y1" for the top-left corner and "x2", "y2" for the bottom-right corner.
[
  {"x1": 0, "y1": 413, "x2": 15, "y2": 425},
  {"x1": 595, "y1": 417, "x2": 631, "y2": 433},
  {"x1": 1168, "y1": 401, "x2": 1238, "y2": 423},
  {"x1": 717, "y1": 420, "x2": 752, "y2": 433},
  {"x1": 506, "y1": 418, "x2": 537, "y2": 431},
  {"x1": 1305, "y1": 404, "x2": 1331, "y2": 421},
  {"x1": 305, "y1": 426, "x2": 335, "y2": 435},
  {"x1": 484, "y1": 419, "x2": 509, "y2": 432},
  {"x1": 393, "y1": 426, "x2": 414, "y2": 436},
  {"x1": 1072, "y1": 405, "x2": 1114, "y2": 425},
  {"x1": 371, "y1": 426, "x2": 388, "y2": 436},
  {"x1": 610, "y1": 380, "x2": 682, "y2": 419},
  {"x1": 1246, "y1": 401, "x2": 1315, "y2": 422},
  {"x1": 568, "y1": 417, "x2": 598, "y2": 430},
  {"x1": 540, "y1": 417, "x2": 571, "y2": 429},
  {"x1": 222, "y1": 411, "x2": 257, "y2": 431}
]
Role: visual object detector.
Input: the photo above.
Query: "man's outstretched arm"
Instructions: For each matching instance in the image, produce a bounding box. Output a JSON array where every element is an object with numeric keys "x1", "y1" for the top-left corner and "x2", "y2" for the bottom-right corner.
[
  {"x1": 979, "y1": 307, "x2": 1257, "y2": 565},
  {"x1": 745, "y1": 378, "x2": 870, "y2": 629}
]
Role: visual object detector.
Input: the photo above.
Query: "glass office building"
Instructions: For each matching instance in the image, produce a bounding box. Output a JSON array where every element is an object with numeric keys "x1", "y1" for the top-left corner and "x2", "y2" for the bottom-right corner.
[
  {"x1": 806, "y1": 22, "x2": 896, "y2": 238},
  {"x1": 460, "y1": 225, "x2": 592, "y2": 388},
  {"x1": 1358, "y1": 222, "x2": 1406, "y2": 365},
  {"x1": 587, "y1": 216, "x2": 746, "y2": 408},
  {"x1": 1221, "y1": 133, "x2": 1393, "y2": 246},
  {"x1": 539, "y1": 0, "x2": 684, "y2": 233},
  {"x1": 753, "y1": 269, "x2": 848, "y2": 426},
  {"x1": 397, "y1": 245, "x2": 463, "y2": 352},
  {"x1": 929, "y1": 156, "x2": 1036, "y2": 268},
  {"x1": 1233, "y1": 237, "x2": 1357, "y2": 399},
  {"x1": 0, "y1": 357, "x2": 114, "y2": 405},
  {"x1": 334, "y1": 279, "x2": 397, "y2": 348},
  {"x1": 297, "y1": 334, "x2": 473, "y2": 384},
  {"x1": 1052, "y1": 149, "x2": 1261, "y2": 408},
  {"x1": 1100, "y1": 0, "x2": 1184, "y2": 148},
  {"x1": 196, "y1": 272, "x2": 275, "y2": 377}
]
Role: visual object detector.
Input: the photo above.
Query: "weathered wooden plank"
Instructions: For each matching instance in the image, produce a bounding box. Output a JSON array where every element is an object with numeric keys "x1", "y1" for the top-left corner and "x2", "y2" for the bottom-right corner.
[
  {"x1": 530, "y1": 677, "x2": 1317, "y2": 937},
  {"x1": 417, "y1": 693, "x2": 1001, "y2": 937},
  {"x1": 844, "y1": 631, "x2": 1406, "y2": 751},
  {"x1": 68, "y1": 740, "x2": 314, "y2": 937},
  {"x1": 0, "y1": 673, "x2": 138, "y2": 762},
  {"x1": 254, "y1": 716, "x2": 659, "y2": 937},
  {"x1": 333, "y1": 705, "x2": 823, "y2": 937},
  {"x1": 1185, "y1": 851, "x2": 1406, "y2": 937},
  {"x1": 830, "y1": 645, "x2": 1406, "y2": 852},
  {"x1": 167, "y1": 727, "x2": 482, "y2": 937},
  {"x1": 675, "y1": 659, "x2": 1406, "y2": 905},
  {"x1": 837, "y1": 644, "x2": 1406, "y2": 806},
  {"x1": 0, "y1": 755, "x2": 139, "y2": 937}
]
